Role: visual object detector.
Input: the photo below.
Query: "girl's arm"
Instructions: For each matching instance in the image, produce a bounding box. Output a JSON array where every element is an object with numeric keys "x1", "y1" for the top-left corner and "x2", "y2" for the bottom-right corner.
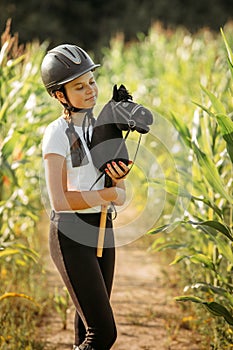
[{"x1": 43, "y1": 153, "x2": 127, "y2": 212}]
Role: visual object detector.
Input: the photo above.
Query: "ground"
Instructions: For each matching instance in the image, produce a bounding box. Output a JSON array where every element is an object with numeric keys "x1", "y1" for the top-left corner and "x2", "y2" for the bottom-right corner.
[{"x1": 38, "y1": 212, "x2": 205, "y2": 350}]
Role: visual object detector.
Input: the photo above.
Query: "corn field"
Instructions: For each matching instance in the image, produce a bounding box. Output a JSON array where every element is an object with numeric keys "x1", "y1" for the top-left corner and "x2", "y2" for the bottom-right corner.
[
  {"x1": 0, "y1": 22, "x2": 53, "y2": 349},
  {"x1": 0, "y1": 20, "x2": 233, "y2": 349}
]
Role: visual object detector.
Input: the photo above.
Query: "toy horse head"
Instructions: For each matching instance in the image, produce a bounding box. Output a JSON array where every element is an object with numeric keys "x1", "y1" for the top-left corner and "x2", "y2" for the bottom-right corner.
[
  {"x1": 110, "y1": 84, "x2": 153, "y2": 134},
  {"x1": 90, "y1": 85, "x2": 153, "y2": 174}
]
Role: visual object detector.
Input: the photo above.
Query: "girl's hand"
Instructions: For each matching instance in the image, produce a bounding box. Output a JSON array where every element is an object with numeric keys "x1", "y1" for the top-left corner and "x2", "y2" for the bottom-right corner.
[{"x1": 105, "y1": 160, "x2": 132, "y2": 184}]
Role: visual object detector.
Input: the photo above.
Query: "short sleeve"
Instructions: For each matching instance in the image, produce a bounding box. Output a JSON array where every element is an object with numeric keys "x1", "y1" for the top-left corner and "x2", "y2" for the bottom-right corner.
[{"x1": 42, "y1": 122, "x2": 69, "y2": 157}]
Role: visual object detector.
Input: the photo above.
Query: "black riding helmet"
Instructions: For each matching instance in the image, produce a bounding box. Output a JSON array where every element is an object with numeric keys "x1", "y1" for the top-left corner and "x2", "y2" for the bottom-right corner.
[{"x1": 41, "y1": 44, "x2": 100, "y2": 96}]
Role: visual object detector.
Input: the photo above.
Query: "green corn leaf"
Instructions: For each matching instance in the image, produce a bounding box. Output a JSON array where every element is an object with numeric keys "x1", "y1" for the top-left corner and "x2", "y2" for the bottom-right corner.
[
  {"x1": 170, "y1": 253, "x2": 215, "y2": 270},
  {"x1": 0, "y1": 248, "x2": 21, "y2": 258},
  {"x1": 188, "y1": 220, "x2": 233, "y2": 242},
  {"x1": 204, "y1": 302, "x2": 233, "y2": 325},
  {"x1": 221, "y1": 28, "x2": 233, "y2": 78},
  {"x1": 1, "y1": 131, "x2": 20, "y2": 160},
  {"x1": 1, "y1": 156, "x2": 19, "y2": 186},
  {"x1": 175, "y1": 295, "x2": 233, "y2": 325},
  {"x1": 150, "y1": 236, "x2": 166, "y2": 250},
  {"x1": 169, "y1": 112, "x2": 192, "y2": 149},
  {"x1": 0, "y1": 292, "x2": 40, "y2": 308},
  {"x1": 187, "y1": 220, "x2": 233, "y2": 263},
  {"x1": 192, "y1": 100, "x2": 215, "y2": 117},
  {"x1": 189, "y1": 254, "x2": 215, "y2": 270},
  {"x1": 147, "y1": 220, "x2": 184, "y2": 235},
  {"x1": 221, "y1": 28, "x2": 233, "y2": 65},
  {"x1": 0, "y1": 100, "x2": 10, "y2": 122},
  {"x1": 175, "y1": 295, "x2": 204, "y2": 303},
  {"x1": 200, "y1": 85, "x2": 226, "y2": 114},
  {"x1": 215, "y1": 113, "x2": 233, "y2": 163},
  {"x1": 19, "y1": 209, "x2": 39, "y2": 222},
  {"x1": 189, "y1": 282, "x2": 233, "y2": 303},
  {"x1": 152, "y1": 242, "x2": 188, "y2": 252},
  {"x1": 194, "y1": 224, "x2": 217, "y2": 240},
  {"x1": 192, "y1": 142, "x2": 233, "y2": 203},
  {"x1": 191, "y1": 196, "x2": 223, "y2": 218},
  {"x1": 147, "y1": 223, "x2": 172, "y2": 235},
  {"x1": 149, "y1": 178, "x2": 191, "y2": 198},
  {"x1": 226, "y1": 141, "x2": 233, "y2": 164},
  {"x1": 214, "y1": 236, "x2": 233, "y2": 264},
  {"x1": 170, "y1": 255, "x2": 189, "y2": 265},
  {"x1": 215, "y1": 114, "x2": 233, "y2": 137},
  {"x1": 150, "y1": 178, "x2": 223, "y2": 218}
]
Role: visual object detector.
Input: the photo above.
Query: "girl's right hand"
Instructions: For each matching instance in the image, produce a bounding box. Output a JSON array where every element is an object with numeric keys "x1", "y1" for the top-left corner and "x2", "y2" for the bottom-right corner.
[{"x1": 105, "y1": 160, "x2": 132, "y2": 184}]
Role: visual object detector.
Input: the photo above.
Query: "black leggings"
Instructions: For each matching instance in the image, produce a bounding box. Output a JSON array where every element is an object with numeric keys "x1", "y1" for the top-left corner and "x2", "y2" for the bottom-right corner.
[{"x1": 49, "y1": 211, "x2": 117, "y2": 350}]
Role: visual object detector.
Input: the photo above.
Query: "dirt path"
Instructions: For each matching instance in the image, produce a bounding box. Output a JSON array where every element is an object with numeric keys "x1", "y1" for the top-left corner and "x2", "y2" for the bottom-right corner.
[{"x1": 38, "y1": 212, "x2": 204, "y2": 350}]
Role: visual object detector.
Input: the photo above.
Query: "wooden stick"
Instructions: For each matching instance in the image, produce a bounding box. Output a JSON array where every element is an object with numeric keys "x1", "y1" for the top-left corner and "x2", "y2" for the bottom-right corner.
[{"x1": 97, "y1": 204, "x2": 108, "y2": 257}]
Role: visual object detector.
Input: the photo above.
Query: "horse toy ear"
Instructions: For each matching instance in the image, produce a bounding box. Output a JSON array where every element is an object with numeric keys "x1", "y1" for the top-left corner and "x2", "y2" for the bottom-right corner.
[{"x1": 112, "y1": 84, "x2": 133, "y2": 102}]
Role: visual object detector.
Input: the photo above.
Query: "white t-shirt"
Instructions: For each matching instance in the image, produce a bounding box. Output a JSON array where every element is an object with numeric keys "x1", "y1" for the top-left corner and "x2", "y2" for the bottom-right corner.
[{"x1": 42, "y1": 116, "x2": 105, "y2": 213}]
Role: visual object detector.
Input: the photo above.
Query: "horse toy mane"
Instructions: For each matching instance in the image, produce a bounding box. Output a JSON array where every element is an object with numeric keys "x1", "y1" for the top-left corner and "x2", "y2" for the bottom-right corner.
[{"x1": 112, "y1": 84, "x2": 133, "y2": 101}]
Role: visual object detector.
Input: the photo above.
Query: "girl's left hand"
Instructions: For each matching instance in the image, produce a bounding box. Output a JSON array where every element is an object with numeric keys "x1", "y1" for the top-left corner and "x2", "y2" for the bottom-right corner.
[{"x1": 105, "y1": 160, "x2": 132, "y2": 184}]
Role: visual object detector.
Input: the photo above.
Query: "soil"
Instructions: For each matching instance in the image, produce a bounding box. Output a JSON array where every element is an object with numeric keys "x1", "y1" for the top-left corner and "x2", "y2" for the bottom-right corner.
[{"x1": 38, "y1": 212, "x2": 205, "y2": 350}]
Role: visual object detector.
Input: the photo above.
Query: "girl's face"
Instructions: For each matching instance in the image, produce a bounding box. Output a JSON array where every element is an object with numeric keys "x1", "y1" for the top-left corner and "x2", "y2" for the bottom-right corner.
[{"x1": 58, "y1": 71, "x2": 98, "y2": 110}]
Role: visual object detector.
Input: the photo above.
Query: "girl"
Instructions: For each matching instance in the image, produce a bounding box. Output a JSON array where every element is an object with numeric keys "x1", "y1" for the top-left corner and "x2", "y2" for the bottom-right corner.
[{"x1": 40, "y1": 44, "x2": 130, "y2": 350}]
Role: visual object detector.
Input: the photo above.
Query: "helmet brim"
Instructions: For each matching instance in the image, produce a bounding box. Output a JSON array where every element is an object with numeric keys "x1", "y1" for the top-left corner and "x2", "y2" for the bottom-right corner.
[{"x1": 53, "y1": 64, "x2": 100, "y2": 89}]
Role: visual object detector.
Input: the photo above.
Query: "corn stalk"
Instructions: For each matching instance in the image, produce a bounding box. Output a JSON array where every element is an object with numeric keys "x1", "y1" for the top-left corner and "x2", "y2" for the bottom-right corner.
[{"x1": 148, "y1": 29, "x2": 233, "y2": 346}]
